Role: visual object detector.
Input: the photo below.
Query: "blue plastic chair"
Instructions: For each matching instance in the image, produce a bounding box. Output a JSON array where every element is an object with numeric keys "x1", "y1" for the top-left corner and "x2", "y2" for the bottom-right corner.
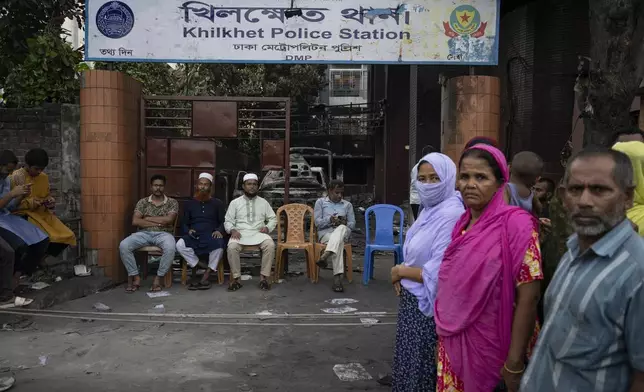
[{"x1": 363, "y1": 204, "x2": 405, "y2": 285}]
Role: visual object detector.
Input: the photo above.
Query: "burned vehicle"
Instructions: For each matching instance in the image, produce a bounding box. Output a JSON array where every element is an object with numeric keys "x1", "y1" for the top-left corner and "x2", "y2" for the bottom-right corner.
[
  {"x1": 232, "y1": 154, "x2": 327, "y2": 208},
  {"x1": 259, "y1": 154, "x2": 327, "y2": 208}
]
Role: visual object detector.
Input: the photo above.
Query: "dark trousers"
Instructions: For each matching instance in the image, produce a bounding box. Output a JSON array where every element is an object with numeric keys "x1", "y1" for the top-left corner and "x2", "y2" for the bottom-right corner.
[
  {"x1": 0, "y1": 235, "x2": 14, "y2": 292},
  {"x1": 0, "y1": 227, "x2": 49, "y2": 276}
]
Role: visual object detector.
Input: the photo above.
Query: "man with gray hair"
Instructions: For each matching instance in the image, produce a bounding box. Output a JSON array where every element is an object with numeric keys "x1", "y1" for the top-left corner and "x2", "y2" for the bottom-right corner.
[{"x1": 520, "y1": 147, "x2": 644, "y2": 392}]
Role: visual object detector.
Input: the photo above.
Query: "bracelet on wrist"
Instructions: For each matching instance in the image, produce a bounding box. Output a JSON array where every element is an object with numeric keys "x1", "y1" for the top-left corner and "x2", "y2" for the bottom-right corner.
[{"x1": 503, "y1": 363, "x2": 525, "y2": 374}]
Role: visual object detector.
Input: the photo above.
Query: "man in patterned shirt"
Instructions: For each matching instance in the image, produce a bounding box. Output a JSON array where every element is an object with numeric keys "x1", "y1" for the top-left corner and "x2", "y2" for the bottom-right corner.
[{"x1": 119, "y1": 174, "x2": 178, "y2": 293}]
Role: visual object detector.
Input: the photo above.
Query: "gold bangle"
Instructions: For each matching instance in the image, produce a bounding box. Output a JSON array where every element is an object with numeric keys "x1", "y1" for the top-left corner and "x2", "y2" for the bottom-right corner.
[{"x1": 503, "y1": 363, "x2": 525, "y2": 374}]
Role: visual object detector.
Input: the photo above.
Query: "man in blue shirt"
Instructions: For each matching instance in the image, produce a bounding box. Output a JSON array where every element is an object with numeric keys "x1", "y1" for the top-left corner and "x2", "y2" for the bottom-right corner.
[
  {"x1": 0, "y1": 150, "x2": 49, "y2": 301},
  {"x1": 314, "y1": 180, "x2": 355, "y2": 292},
  {"x1": 521, "y1": 147, "x2": 644, "y2": 392}
]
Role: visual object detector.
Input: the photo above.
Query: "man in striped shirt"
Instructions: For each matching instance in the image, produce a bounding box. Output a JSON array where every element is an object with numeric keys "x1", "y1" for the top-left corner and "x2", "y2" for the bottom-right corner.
[{"x1": 520, "y1": 147, "x2": 644, "y2": 392}]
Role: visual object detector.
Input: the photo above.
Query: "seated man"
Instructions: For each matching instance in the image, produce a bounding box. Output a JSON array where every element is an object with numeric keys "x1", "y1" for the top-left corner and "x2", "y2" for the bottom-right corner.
[
  {"x1": 0, "y1": 152, "x2": 49, "y2": 301},
  {"x1": 224, "y1": 173, "x2": 276, "y2": 291},
  {"x1": 314, "y1": 180, "x2": 356, "y2": 293},
  {"x1": 176, "y1": 173, "x2": 227, "y2": 291},
  {"x1": 10, "y1": 148, "x2": 76, "y2": 257},
  {"x1": 119, "y1": 174, "x2": 178, "y2": 293}
]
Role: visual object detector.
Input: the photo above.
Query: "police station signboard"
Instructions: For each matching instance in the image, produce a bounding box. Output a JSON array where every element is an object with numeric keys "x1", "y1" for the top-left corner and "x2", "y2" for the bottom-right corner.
[{"x1": 85, "y1": 0, "x2": 499, "y2": 65}]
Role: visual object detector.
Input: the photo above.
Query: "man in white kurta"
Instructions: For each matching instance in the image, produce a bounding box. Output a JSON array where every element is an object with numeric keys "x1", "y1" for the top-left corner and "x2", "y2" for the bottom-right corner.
[{"x1": 224, "y1": 173, "x2": 277, "y2": 291}]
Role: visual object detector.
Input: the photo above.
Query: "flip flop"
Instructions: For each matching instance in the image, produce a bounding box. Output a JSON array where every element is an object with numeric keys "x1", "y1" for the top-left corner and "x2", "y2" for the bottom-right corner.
[
  {"x1": 316, "y1": 258, "x2": 328, "y2": 269},
  {"x1": 0, "y1": 376, "x2": 15, "y2": 392},
  {"x1": 196, "y1": 281, "x2": 212, "y2": 290},
  {"x1": 332, "y1": 283, "x2": 344, "y2": 293},
  {"x1": 259, "y1": 280, "x2": 270, "y2": 291},
  {"x1": 227, "y1": 281, "x2": 242, "y2": 292},
  {"x1": 149, "y1": 284, "x2": 163, "y2": 292}
]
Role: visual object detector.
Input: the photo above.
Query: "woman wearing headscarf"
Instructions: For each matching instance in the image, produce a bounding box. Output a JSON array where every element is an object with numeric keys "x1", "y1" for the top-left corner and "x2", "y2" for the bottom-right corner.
[
  {"x1": 389, "y1": 153, "x2": 465, "y2": 391},
  {"x1": 612, "y1": 141, "x2": 644, "y2": 235},
  {"x1": 435, "y1": 144, "x2": 543, "y2": 392}
]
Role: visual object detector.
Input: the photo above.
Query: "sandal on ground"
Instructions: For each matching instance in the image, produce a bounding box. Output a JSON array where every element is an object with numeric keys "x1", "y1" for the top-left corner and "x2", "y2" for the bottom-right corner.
[
  {"x1": 187, "y1": 281, "x2": 200, "y2": 291},
  {"x1": 228, "y1": 281, "x2": 243, "y2": 292},
  {"x1": 149, "y1": 284, "x2": 163, "y2": 292},
  {"x1": 196, "y1": 281, "x2": 212, "y2": 290},
  {"x1": 332, "y1": 282, "x2": 344, "y2": 293},
  {"x1": 315, "y1": 258, "x2": 328, "y2": 269},
  {"x1": 259, "y1": 280, "x2": 270, "y2": 291}
]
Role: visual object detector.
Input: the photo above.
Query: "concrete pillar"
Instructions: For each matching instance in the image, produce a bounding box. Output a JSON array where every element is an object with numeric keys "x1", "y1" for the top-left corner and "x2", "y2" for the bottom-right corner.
[
  {"x1": 442, "y1": 76, "x2": 501, "y2": 164},
  {"x1": 80, "y1": 70, "x2": 141, "y2": 282}
]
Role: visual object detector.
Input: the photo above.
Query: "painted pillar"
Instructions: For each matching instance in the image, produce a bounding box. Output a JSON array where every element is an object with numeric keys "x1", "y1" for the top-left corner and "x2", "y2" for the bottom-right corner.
[
  {"x1": 80, "y1": 70, "x2": 141, "y2": 282},
  {"x1": 441, "y1": 76, "x2": 501, "y2": 164}
]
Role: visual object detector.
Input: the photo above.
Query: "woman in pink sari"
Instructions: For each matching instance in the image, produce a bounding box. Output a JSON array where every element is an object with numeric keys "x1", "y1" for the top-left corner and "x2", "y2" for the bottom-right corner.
[{"x1": 434, "y1": 144, "x2": 542, "y2": 392}]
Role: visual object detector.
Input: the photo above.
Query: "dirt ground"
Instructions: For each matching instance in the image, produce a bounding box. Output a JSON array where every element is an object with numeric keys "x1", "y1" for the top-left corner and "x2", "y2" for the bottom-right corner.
[{"x1": 0, "y1": 255, "x2": 399, "y2": 392}]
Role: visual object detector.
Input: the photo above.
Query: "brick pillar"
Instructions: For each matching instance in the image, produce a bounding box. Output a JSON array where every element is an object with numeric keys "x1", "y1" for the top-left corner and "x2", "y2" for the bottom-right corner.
[
  {"x1": 80, "y1": 70, "x2": 141, "y2": 282},
  {"x1": 442, "y1": 76, "x2": 501, "y2": 164}
]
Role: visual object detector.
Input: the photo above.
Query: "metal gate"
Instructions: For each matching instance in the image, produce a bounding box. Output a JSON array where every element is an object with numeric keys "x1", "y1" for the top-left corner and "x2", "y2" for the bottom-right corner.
[{"x1": 139, "y1": 96, "x2": 291, "y2": 211}]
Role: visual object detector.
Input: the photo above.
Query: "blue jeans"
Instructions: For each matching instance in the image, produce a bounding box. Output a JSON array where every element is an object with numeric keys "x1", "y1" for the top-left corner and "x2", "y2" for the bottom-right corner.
[{"x1": 119, "y1": 231, "x2": 175, "y2": 277}]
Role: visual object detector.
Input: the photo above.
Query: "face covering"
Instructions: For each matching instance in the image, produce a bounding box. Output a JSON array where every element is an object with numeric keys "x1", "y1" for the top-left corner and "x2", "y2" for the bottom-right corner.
[{"x1": 416, "y1": 180, "x2": 451, "y2": 208}]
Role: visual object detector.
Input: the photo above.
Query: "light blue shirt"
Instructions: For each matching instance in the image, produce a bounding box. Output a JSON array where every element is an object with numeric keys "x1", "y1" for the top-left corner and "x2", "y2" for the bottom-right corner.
[
  {"x1": 0, "y1": 176, "x2": 48, "y2": 245},
  {"x1": 314, "y1": 197, "x2": 355, "y2": 241},
  {"x1": 521, "y1": 219, "x2": 644, "y2": 392}
]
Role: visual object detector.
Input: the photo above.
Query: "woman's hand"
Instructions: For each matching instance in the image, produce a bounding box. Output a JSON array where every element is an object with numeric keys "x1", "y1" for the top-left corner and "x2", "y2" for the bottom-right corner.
[
  {"x1": 391, "y1": 265, "x2": 402, "y2": 284},
  {"x1": 500, "y1": 361, "x2": 524, "y2": 392}
]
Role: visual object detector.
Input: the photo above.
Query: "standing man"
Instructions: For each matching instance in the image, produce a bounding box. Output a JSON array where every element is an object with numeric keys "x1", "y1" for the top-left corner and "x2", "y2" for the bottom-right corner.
[
  {"x1": 520, "y1": 147, "x2": 644, "y2": 392},
  {"x1": 119, "y1": 174, "x2": 178, "y2": 293},
  {"x1": 532, "y1": 177, "x2": 556, "y2": 218},
  {"x1": 224, "y1": 173, "x2": 276, "y2": 291},
  {"x1": 314, "y1": 180, "x2": 355, "y2": 293},
  {"x1": 176, "y1": 173, "x2": 227, "y2": 290}
]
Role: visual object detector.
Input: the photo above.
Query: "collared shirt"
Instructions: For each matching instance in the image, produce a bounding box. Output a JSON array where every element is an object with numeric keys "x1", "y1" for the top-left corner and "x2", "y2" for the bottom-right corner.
[
  {"x1": 521, "y1": 219, "x2": 644, "y2": 392},
  {"x1": 134, "y1": 195, "x2": 178, "y2": 233},
  {"x1": 314, "y1": 197, "x2": 356, "y2": 241}
]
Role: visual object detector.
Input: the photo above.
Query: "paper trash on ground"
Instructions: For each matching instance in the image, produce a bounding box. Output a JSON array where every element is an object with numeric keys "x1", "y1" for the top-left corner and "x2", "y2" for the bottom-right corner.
[
  {"x1": 321, "y1": 306, "x2": 357, "y2": 314},
  {"x1": 325, "y1": 298, "x2": 359, "y2": 305},
  {"x1": 333, "y1": 363, "x2": 373, "y2": 381},
  {"x1": 146, "y1": 291, "x2": 171, "y2": 298},
  {"x1": 30, "y1": 282, "x2": 50, "y2": 290},
  {"x1": 240, "y1": 275, "x2": 252, "y2": 281},
  {"x1": 360, "y1": 318, "x2": 380, "y2": 327}
]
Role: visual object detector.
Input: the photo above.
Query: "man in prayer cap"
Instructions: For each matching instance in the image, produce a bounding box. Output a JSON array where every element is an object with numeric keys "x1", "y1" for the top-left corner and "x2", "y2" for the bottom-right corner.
[
  {"x1": 176, "y1": 173, "x2": 227, "y2": 290},
  {"x1": 224, "y1": 173, "x2": 276, "y2": 291}
]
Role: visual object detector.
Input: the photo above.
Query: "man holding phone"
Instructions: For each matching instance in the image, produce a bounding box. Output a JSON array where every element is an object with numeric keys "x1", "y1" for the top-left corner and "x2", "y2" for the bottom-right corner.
[
  {"x1": 314, "y1": 180, "x2": 356, "y2": 292},
  {"x1": 0, "y1": 151, "x2": 49, "y2": 301}
]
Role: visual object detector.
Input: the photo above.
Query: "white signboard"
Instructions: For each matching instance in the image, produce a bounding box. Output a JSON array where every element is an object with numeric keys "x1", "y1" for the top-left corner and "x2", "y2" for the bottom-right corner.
[{"x1": 85, "y1": 0, "x2": 499, "y2": 64}]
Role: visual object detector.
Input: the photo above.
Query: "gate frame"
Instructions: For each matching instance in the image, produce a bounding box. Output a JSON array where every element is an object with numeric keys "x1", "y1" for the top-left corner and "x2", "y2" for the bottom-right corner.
[{"x1": 139, "y1": 95, "x2": 291, "y2": 204}]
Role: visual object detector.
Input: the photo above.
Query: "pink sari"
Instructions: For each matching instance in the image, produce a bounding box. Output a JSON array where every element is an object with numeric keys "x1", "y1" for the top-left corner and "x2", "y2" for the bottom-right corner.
[{"x1": 434, "y1": 144, "x2": 537, "y2": 392}]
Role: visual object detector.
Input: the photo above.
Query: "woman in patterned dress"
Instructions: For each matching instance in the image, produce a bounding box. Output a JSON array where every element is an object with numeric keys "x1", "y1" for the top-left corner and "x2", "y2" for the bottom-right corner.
[
  {"x1": 389, "y1": 153, "x2": 465, "y2": 391},
  {"x1": 434, "y1": 144, "x2": 542, "y2": 392}
]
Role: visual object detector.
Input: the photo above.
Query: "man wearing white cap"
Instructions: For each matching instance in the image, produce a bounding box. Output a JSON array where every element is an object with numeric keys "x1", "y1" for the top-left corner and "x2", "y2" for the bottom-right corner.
[
  {"x1": 224, "y1": 173, "x2": 276, "y2": 291},
  {"x1": 175, "y1": 173, "x2": 226, "y2": 290}
]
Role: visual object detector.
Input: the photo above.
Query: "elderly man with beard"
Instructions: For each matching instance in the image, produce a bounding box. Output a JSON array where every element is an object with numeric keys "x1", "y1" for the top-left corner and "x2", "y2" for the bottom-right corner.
[
  {"x1": 175, "y1": 173, "x2": 226, "y2": 290},
  {"x1": 224, "y1": 173, "x2": 276, "y2": 291},
  {"x1": 521, "y1": 147, "x2": 644, "y2": 392}
]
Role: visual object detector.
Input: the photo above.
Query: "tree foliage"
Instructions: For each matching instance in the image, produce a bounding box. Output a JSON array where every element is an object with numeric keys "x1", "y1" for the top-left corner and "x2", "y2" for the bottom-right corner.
[
  {"x1": 2, "y1": 30, "x2": 84, "y2": 107},
  {"x1": 0, "y1": 0, "x2": 84, "y2": 83}
]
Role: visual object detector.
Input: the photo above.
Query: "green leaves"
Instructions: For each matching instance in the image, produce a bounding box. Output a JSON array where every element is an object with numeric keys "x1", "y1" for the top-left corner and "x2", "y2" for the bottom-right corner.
[{"x1": 2, "y1": 30, "x2": 82, "y2": 107}]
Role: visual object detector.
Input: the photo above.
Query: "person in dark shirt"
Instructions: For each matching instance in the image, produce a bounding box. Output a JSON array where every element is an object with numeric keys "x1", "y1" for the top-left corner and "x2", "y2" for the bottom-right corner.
[
  {"x1": 175, "y1": 173, "x2": 226, "y2": 290},
  {"x1": 533, "y1": 177, "x2": 555, "y2": 219}
]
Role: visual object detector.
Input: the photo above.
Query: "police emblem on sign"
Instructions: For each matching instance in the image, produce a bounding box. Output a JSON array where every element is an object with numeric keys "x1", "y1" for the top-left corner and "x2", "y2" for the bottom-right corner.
[{"x1": 96, "y1": 1, "x2": 134, "y2": 39}]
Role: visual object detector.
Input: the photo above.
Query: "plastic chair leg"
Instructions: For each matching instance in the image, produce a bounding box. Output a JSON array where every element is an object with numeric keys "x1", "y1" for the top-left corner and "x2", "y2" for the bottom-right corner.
[
  {"x1": 345, "y1": 245, "x2": 353, "y2": 283},
  {"x1": 274, "y1": 247, "x2": 283, "y2": 282},
  {"x1": 362, "y1": 250, "x2": 372, "y2": 285}
]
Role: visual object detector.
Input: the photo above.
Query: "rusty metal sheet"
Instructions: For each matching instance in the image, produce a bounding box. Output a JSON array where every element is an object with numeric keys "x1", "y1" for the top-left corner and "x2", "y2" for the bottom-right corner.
[
  {"x1": 193, "y1": 101, "x2": 238, "y2": 137},
  {"x1": 170, "y1": 139, "x2": 216, "y2": 168},
  {"x1": 262, "y1": 140, "x2": 285, "y2": 170},
  {"x1": 146, "y1": 138, "x2": 168, "y2": 167},
  {"x1": 146, "y1": 168, "x2": 192, "y2": 198}
]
